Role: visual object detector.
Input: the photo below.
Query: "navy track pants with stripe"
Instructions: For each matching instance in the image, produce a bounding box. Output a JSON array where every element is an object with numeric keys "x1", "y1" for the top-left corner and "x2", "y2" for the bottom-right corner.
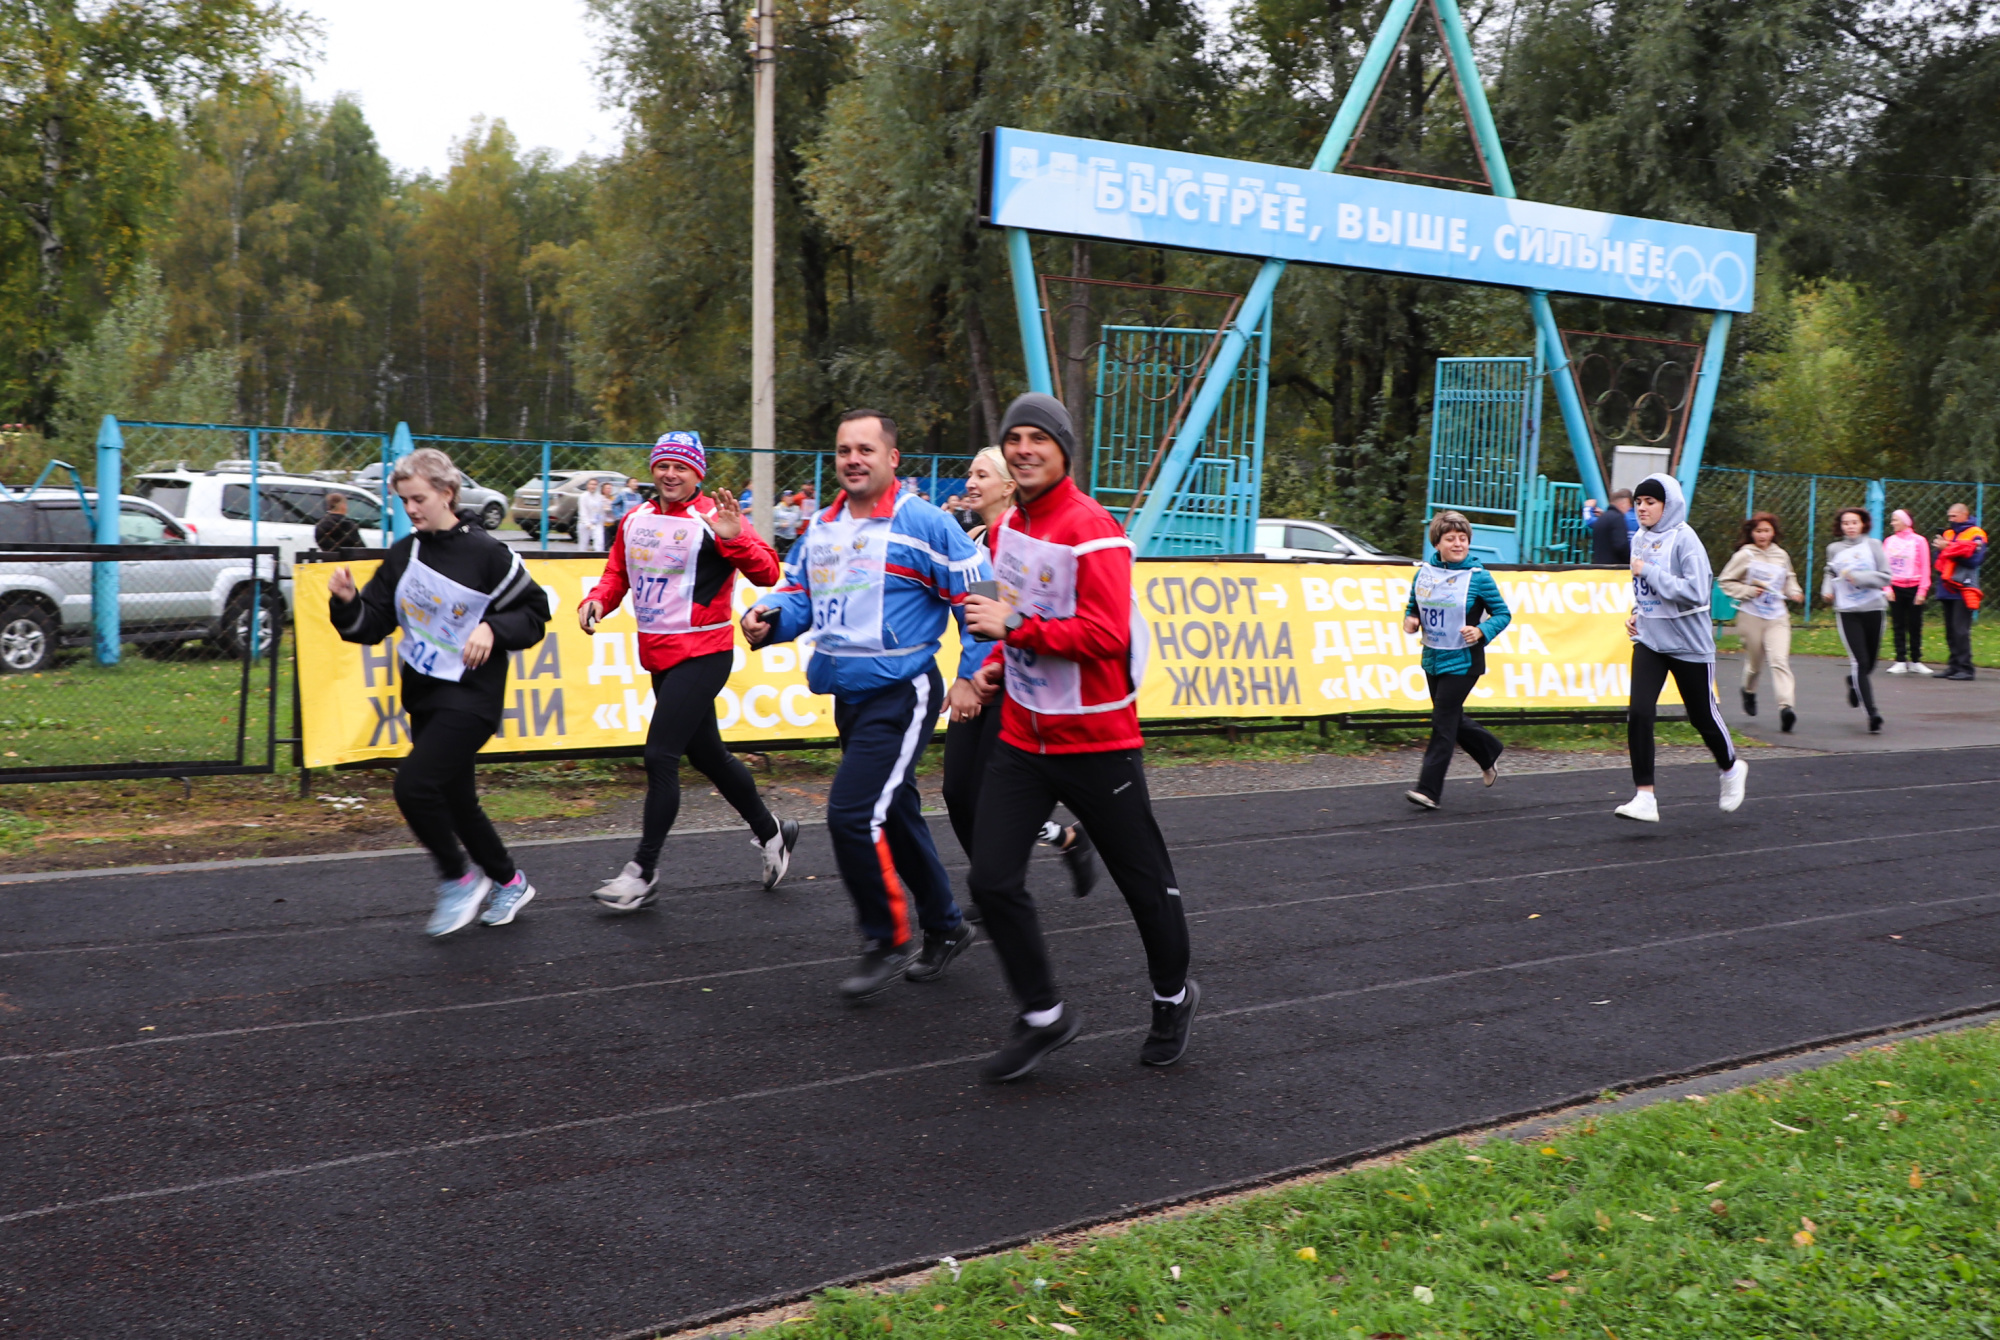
[{"x1": 828, "y1": 665, "x2": 962, "y2": 947}]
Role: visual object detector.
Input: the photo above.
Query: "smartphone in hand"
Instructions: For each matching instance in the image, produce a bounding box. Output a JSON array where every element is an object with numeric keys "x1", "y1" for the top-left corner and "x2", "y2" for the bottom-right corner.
[{"x1": 969, "y1": 580, "x2": 1000, "y2": 600}]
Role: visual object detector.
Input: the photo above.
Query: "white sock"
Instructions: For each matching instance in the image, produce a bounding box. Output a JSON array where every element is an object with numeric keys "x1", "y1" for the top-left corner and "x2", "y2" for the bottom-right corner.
[
  {"x1": 1153, "y1": 987, "x2": 1187, "y2": 1005},
  {"x1": 1023, "y1": 1004, "x2": 1064, "y2": 1028},
  {"x1": 1038, "y1": 821, "x2": 1063, "y2": 843}
]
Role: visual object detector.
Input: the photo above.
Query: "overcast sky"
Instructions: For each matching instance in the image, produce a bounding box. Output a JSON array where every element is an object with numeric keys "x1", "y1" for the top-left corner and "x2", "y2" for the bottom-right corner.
[{"x1": 296, "y1": 0, "x2": 628, "y2": 176}]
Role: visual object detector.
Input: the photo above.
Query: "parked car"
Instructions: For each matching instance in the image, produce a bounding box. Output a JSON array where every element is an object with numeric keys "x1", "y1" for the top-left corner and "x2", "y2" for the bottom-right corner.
[
  {"x1": 350, "y1": 461, "x2": 509, "y2": 530},
  {"x1": 128, "y1": 467, "x2": 390, "y2": 610},
  {"x1": 510, "y1": 469, "x2": 633, "y2": 539},
  {"x1": 1252, "y1": 518, "x2": 1414, "y2": 563},
  {"x1": 0, "y1": 491, "x2": 282, "y2": 670}
]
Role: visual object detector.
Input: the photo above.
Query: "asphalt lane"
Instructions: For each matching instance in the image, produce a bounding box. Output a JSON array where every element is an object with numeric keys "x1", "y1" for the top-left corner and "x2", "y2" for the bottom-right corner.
[{"x1": 5, "y1": 747, "x2": 2000, "y2": 1337}]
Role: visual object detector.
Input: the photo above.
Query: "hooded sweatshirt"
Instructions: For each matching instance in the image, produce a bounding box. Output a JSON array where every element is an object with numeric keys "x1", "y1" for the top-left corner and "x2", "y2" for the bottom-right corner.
[
  {"x1": 1882, "y1": 526, "x2": 1931, "y2": 598},
  {"x1": 1821, "y1": 535, "x2": 1892, "y2": 614},
  {"x1": 1630, "y1": 473, "x2": 1716, "y2": 662}
]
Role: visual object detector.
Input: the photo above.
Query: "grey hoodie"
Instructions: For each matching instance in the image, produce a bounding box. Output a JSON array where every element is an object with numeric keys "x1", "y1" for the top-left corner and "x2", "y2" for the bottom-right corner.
[
  {"x1": 1630, "y1": 472, "x2": 1717, "y2": 662},
  {"x1": 1821, "y1": 535, "x2": 1892, "y2": 614}
]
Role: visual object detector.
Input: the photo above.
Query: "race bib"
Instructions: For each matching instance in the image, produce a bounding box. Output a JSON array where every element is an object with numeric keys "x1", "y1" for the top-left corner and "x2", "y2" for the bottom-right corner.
[
  {"x1": 1887, "y1": 542, "x2": 1923, "y2": 582},
  {"x1": 1632, "y1": 532, "x2": 1672, "y2": 617},
  {"x1": 802, "y1": 514, "x2": 888, "y2": 653},
  {"x1": 1412, "y1": 564, "x2": 1472, "y2": 651},
  {"x1": 395, "y1": 542, "x2": 495, "y2": 683},
  {"x1": 624, "y1": 510, "x2": 713, "y2": 635},
  {"x1": 1743, "y1": 558, "x2": 1785, "y2": 621},
  {"x1": 996, "y1": 527, "x2": 1083, "y2": 713},
  {"x1": 1831, "y1": 545, "x2": 1876, "y2": 612}
]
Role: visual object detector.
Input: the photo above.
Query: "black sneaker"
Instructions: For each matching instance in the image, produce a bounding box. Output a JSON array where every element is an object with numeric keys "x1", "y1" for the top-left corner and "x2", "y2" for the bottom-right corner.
[
  {"x1": 838, "y1": 941, "x2": 916, "y2": 1001},
  {"x1": 980, "y1": 1008, "x2": 1082, "y2": 1083},
  {"x1": 1140, "y1": 978, "x2": 1202, "y2": 1067},
  {"x1": 1847, "y1": 677, "x2": 1860, "y2": 708},
  {"x1": 1741, "y1": 689, "x2": 1757, "y2": 717},
  {"x1": 905, "y1": 922, "x2": 978, "y2": 983},
  {"x1": 961, "y1": 898, "x2": 984, "y2": 924},
  {"x1": 1869, "y1": 713, "x2": 1884, "y2": 734},
  {"x1": 1060, "y1": 826, "x2": 1100, "y2": 898},
  {"x1": 1780, "y1": 706, "x2": 1796, "y2": 733}
]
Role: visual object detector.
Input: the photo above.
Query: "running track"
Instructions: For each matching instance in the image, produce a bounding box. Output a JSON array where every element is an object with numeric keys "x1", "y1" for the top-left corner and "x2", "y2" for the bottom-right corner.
[{"x1": 6, "y1": 747, "x2": 2000, "y2": 1337}]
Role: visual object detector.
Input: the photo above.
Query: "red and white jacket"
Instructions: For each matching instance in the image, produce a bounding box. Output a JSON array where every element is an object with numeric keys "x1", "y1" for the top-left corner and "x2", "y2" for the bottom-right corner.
[
  {"x1": 584, "y1": 496, "x2": 782, "y2": 673},
  {"x1": 990, "y1": 476, "x2": 1146, "y2": 754}
]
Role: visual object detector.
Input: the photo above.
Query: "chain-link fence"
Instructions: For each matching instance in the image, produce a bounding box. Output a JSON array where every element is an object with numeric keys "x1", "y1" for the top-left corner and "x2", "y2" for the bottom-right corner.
[
  {"x1": 0, "y1": 543, "x2": 284, "y2": 782},
  {"x1": 1694, "y1": 467, "x2": 1988, "y2": 623}
]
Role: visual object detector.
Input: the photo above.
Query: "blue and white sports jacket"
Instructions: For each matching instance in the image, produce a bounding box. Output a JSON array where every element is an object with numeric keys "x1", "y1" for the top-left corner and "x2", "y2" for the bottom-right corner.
[{"x1": 761, "y1": 489, "x2": 993, "y2": 700}]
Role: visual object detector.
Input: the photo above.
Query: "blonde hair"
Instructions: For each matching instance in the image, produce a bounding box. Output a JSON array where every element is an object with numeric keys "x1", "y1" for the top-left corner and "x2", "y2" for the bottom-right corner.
[
  {"x1": 388, "y1": 447, "x2": 459, "y2": 501},
  {"x1": 969, "y1": 446, "x2": 1016, "y2": 504}
]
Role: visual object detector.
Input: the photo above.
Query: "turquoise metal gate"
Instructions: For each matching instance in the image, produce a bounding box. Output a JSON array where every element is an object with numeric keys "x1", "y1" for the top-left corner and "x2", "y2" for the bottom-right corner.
[
  {"x1": 1425, "y1": 357, "x2": 1543, "y2": 563},
  {"x1": 1089, "y1": 321, "x2": 1269, "y2": 556}
]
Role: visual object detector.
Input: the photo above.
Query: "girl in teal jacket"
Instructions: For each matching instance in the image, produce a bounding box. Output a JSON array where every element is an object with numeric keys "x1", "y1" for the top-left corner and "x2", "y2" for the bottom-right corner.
[{"x1": 1401, "y1": 510, "x2": 1512, "y2": 808}]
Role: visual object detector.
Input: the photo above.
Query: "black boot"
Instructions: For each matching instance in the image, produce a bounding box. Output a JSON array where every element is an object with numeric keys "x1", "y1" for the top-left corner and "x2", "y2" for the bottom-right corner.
[
  {"x1": 1741, "y1": 689, "x2": 1757, "y2": 717},
  {"x1": 1780, "y1": 706, "x2": 1796, "y2": 733}
]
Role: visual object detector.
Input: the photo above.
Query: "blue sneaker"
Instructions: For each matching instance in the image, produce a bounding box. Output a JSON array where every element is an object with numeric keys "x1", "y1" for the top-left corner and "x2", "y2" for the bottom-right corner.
[
  {"x1": 426, "y1": 872, "x2": 492, "y2": 938},
  {"x1": 479, "y1": 871, "x2": 536, "y2": 926}
]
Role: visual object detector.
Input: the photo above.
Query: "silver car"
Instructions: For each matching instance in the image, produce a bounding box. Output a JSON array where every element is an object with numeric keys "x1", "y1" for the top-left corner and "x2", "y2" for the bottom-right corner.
[
  {"x1": 0, "y1": 491, "x2": 279, "y2": 671},
  {"x1": 350, "y1": 462, "x2": 510, "y2": 530},
  {"x1": 511, "y1": 469, "x2": 632, "y2": 540}
]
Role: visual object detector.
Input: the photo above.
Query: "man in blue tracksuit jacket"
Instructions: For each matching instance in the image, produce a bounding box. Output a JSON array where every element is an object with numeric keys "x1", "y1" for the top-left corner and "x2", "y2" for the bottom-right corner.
[{"x1": 743, "y1": 408, "x2": 993, "y2": 1000}]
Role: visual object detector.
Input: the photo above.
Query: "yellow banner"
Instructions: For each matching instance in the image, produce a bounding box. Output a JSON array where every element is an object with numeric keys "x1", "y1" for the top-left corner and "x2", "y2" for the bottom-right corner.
[{"x1": 295, "y1": 558, "x2": 1664, "y2": 767}]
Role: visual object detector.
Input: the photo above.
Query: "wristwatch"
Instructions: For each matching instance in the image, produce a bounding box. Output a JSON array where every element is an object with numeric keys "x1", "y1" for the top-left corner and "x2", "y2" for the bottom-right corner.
[{"x1": 1003, "y1": 610, "x2": 1026, "y2": 633}]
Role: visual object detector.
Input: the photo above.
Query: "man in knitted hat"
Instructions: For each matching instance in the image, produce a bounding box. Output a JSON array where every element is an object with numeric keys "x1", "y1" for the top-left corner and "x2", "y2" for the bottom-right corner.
[{"x1": 960, "y1": 391, "x2": 1199, "y2": 1082}]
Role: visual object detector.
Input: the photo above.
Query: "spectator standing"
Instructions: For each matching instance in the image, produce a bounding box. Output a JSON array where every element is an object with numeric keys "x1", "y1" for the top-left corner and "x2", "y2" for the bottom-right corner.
[
  {"x1": 771, "y1": 490, "x2": 803, "y2": 554},
  {"x1": 315, "y1": 492, "x2": 364, "y2": 551},
  {"x1": 1933, "y1": 503, "x2": 1985, "y2": 680},
  {"x1": 1717, "y1": 511, "x2": 1803, "y2": 732},
  {"x1": 610, "y1": 477, "x2": 643, "y2": 525},
  {"x1": 1591, "y1": 489, "x2": 1633, "y2": 564},
  {"x1": 1883, "y1": 509, "x2": 1931, "y2": 674},
  {"x1": 577, "y1": 479, "x2": 610, "y2": 551}
]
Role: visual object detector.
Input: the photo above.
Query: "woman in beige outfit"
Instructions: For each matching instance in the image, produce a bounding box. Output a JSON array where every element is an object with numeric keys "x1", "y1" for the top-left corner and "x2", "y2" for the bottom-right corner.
[{"x1": 1717, "y1": 510, "x2": 1804, "y2": 733}]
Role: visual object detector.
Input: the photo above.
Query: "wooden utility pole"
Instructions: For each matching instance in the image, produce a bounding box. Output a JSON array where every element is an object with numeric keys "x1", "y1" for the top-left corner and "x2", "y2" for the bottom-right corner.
[{"x1": 750, "y1": 0, "x2": 777, "y2": 539}]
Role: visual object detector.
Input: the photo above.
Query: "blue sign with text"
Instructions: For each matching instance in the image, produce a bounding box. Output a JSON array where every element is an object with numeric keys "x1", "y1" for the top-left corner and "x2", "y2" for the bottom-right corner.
[{"x1": 983, "y1": 128, "x2": 1756, "y2": 314}]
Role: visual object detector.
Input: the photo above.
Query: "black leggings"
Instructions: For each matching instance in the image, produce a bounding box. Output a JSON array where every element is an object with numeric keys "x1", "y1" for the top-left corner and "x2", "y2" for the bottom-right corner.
[
  {"x1": 940, "y1": 700, "x2": 1004, "y2": 859},
  {"x1": 396, "y1": 708, "x2": 516, "y2": 884},
  {"x1": 1836, "y1": 609, "x2": 1883, "y2": 717},
  {"x1": 1628, "y1": 643, "x2": 1735, "y2": 787},
  {"x1": 635, "y1": 651, "x2": 778, "y2": 876},
  {"x1": 1416, "y1": 671, "x2": 1503, "y2": 801},
  {"x1": 1889, "y1": 586, "x2": 1924, "y2": 663}
]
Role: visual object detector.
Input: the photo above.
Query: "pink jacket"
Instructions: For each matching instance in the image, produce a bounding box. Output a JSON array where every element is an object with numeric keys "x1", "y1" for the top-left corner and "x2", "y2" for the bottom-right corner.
[{"x1": 1883, "y1": 528, "x2": 1931, "y2": 598}]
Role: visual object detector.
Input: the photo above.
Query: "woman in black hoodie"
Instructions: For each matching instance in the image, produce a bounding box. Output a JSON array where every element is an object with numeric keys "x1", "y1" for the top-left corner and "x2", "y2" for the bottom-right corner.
[{"x1": 328, "y1": 448, "x2": 552, "y2": 937}]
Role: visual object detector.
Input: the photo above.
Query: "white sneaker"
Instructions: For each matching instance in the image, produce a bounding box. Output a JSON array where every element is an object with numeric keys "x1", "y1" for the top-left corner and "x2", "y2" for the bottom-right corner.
[
  {"x1": 1886, "y1": 661, "x2": 1908, "y2": 674},
  {"x1": 1912, "y1": 662, "x2": 1935, "y2": 676},
  {"x1": 1718, "y1": 760, "x2": 1749, "y2": 813},
  {"x1": 593, "y1": 861, "x2": 659, "y2": 913},
  {"x1": 1615, "y1": 791, "x2": 1659, "y2": 823},
  {"x1": 759, "y1": 818, "x2": 800, "y2": 890}
]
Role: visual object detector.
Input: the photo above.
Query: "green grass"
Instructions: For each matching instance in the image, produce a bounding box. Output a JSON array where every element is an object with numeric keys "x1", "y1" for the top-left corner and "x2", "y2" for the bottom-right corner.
[
  {"x1": 0, "y1": 646, "x2": 288, "y2": 769},
  {"x1": 775, "y1": 1025, "x2": 2000, "y2": 1340}
]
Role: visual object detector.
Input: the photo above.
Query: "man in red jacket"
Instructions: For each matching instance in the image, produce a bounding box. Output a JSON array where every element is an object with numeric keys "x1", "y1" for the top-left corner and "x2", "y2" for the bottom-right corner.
[
  {"x1": 963, "y1": 393, "x2": 1197, "y2": 1082},
  {"x1": 578, "y1": 431, "x2": 799, "y2": 911}
]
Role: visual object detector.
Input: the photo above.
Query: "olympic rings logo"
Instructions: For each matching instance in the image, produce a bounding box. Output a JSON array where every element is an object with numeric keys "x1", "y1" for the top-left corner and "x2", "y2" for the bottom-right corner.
[{"x1": 1623, "y1": 246, "x2": 1751, "y2": 309}]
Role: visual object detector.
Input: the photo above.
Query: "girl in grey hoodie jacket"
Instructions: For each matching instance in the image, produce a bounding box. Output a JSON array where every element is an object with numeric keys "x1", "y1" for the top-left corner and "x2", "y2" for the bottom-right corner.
[
  {"x1": 1616, "y1": 473, "x2": 1746, "y2": 823},
  {"x1": 1822, "y1": 508, "x2": 1892, "y2": 733}
]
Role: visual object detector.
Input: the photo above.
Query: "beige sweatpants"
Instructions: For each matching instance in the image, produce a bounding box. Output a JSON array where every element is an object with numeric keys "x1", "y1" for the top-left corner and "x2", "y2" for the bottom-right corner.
[{"x1": 1736, "y1": 612, "x2": 1794, "y2": 708}]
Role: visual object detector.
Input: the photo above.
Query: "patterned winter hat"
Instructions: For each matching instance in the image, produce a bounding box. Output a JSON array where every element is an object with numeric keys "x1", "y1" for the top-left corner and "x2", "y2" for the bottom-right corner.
[{"x1": 651, "y1": 431, "x2": 706, "y2": 477}]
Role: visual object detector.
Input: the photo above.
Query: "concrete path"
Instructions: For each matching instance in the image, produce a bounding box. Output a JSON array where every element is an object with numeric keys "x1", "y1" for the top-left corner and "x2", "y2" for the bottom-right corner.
[{"x1": 1721, "y1": 650, "x2": 2000, "y2": 752}]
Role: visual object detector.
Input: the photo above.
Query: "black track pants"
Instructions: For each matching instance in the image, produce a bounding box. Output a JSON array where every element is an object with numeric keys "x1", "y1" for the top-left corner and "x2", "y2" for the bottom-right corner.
[
  {"x1": 1627, "y1": 643, "x2": 1735, "y2": 787},
  {"x1": 1416, "y1": 671, "x2": 1502, "y2": 801},
  {"x1": 1889, "y1": 585, "x2": 1924, "y2": 663},
  {"x1": 635, "y1": 651, "x2": 778, "y2": 877},
  {"x1": 396, "y1": 708, "x2": 516, "y2": 884},
  {"x1": 940, "y1": 700, "x2": 1003, "y2": 860},
  {"x1": 1836, "y1": 609, "x2": 1884, "y2": 718},
  {"x1": 968, "y1": 742, "x2": 1189, "y2": 1013},
  {"x1": 1942, "y1": 598, "x2": 1975, "y2": 677}
]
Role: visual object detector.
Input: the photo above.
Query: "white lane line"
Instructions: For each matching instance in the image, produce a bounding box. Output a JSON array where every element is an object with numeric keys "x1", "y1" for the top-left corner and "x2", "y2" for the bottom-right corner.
[
  {"x1": 7, "y1": 884, "x2": 1996, "y2": 1228},
  {"x1": 7, "y1": 821, "x2": 1991, "y2": 1066}
]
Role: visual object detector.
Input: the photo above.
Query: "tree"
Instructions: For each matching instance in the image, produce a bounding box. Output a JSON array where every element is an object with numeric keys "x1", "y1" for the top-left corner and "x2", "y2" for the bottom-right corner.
[
  {"x1": 49, "y1": 261, "x2": 236, "y2": 444},
  {"x1": 0, "y1": 0, "x2": 307, "y2": 425}
]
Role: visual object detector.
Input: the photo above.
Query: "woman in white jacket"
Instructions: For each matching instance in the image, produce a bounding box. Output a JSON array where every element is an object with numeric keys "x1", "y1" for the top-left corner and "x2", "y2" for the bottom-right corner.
[
  {"x1": 1822, "y1": 508, "x2": 1893, "y2": 734},
  {"x1": 1617, "y1": 474, "x2": 1747, "y2": 823}
]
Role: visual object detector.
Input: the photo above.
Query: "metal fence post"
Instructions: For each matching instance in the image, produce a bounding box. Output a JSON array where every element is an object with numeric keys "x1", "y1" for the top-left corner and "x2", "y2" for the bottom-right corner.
[
  {"x1": 1803, "y1": 476, "x2": 1818, "y2": 626},
  {"x1": 92, "y1": 415, "x2": 121, "y2": 666},
  {"x1": 1744, "y1": 471, "x2": 1755, "y2": 518},
  {"x1": 386, "y1": 423, "x2": 414, "y2": 541},
  {"x1": 1866, "y1": 479, "x2": 1886, "y2": 536},
  {"x1": 540, "y1": 441, "x2": 552, "y2": 554}
]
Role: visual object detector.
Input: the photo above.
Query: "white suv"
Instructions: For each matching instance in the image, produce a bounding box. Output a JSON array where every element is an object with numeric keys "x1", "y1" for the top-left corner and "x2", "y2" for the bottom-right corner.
[{"x1": 129, "y1": 468, "x2": 390, "y2": 606}]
